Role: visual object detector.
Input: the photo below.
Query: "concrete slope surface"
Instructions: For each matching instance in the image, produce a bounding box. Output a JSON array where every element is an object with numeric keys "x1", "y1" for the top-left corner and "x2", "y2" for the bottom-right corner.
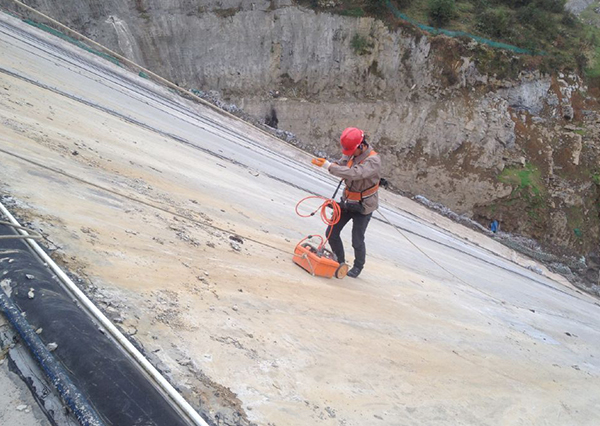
[{"x1": 0, "y1": 12, "x2": 599, "y2": 426}]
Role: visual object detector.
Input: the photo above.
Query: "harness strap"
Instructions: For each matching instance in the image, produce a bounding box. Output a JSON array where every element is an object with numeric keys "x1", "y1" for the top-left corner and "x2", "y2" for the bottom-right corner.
[
  {"x1": 346, "y1": 150, "x2": 377, "y2": 168},
  {"x1": 344, "y1": 150, "x2": 379, "y2": 202},
  {"x1": 344, "y1": 183, "x2": 379, "y2": 201}
]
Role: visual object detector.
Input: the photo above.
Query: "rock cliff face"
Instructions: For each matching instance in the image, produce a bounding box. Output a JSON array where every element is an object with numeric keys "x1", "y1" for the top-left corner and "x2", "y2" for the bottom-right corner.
[
  {"x1": 565, "y1": 0, "x2": 595, "y2": 15},
  {"x1": 4, "y1": 0, "x2": 599, "y2": 289}
]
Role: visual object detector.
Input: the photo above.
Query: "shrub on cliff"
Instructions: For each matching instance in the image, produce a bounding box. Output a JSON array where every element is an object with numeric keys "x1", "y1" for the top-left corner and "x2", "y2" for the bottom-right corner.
[
  {"x1": 477, "y1": 8, "x2": 513, "y2": 39},
  {"x1": 533, "y1": 0, "x2": 565, "y2": 13},
  {"x1": 364, "y1": 0, "x2": 389, "y2": 14},
  {"x1": 516, "y1": 4, "x2": 558, "y2": 42},
  {"x1": 428, "y1": 0, "x2": 456, "y2": 27},
  {"x1": 351, "y1": 33, "x2": 374, "y2": 55}
]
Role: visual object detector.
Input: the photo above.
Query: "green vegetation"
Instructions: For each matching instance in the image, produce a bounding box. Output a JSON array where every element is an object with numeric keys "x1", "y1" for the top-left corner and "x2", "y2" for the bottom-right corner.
[
  {"x1": 428, "y1": 0, "x2": 456, "y2": 26},
  {"x1": 351, "y1": 33, "x2": 374, "y2": 54},
  {"x1": 476, "y1": 7, "x2": 512, "y2": 39},
  {"x1": 341, "y1": 7, "x2": 366, "y2": 16},
  {"x1": 498, "y1": 163, "x2": 547, "y2": 219},
  {"x1": 299, "y1": 0, "x2": 600, "y2": 80},
  {"x1": 499, "y1": 163, "x2": 544, "y2": 195},
  {"x1": 592, "y1": 172, "x2": 600, "y2": 185},
  {"x1": 579, "y1": 6, "x2": 600, "y2": 78}
]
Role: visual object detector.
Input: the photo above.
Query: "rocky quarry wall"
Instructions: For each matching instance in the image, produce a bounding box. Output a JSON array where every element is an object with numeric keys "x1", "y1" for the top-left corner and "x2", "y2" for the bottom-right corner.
[{"x1": 2, "y1": 0, "x2": 599, "y2": 292}]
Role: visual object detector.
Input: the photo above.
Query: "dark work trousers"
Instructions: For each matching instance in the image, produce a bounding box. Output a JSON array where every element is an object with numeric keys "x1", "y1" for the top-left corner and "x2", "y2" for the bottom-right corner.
[{"x1": 326, "y1": 209, "x2": 373, "y2": 270}]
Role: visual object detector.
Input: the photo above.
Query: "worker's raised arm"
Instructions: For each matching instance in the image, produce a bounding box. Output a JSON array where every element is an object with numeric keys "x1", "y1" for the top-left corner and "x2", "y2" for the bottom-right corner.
[{"x1": 328, "y1": 155, "x2": 381, "y2": 180}]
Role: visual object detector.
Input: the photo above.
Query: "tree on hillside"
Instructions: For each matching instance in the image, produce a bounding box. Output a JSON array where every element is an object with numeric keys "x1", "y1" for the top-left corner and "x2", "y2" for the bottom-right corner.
[{"x1": 428, "y1": 0, "x2": 456, "y2": 27}]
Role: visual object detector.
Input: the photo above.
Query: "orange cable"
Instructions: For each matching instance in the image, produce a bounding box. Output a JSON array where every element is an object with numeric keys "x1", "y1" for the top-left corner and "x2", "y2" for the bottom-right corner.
[{"x1": 295, "y1": 196, "x2": 341, "y2": 251}]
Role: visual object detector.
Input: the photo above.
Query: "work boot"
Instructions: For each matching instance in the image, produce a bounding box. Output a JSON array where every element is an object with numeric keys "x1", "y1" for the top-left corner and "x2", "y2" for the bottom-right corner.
[{"x1": 347, "y1": 266, "x2": 362, "y2": 278}]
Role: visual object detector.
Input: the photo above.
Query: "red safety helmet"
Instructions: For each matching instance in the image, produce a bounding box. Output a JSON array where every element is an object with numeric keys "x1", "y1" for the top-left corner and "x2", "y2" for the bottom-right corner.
[{"x1": 340, "y1": 127, "x2": 365, "y2": 156}]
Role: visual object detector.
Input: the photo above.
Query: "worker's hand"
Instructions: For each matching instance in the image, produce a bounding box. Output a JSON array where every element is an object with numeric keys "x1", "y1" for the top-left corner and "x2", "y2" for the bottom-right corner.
[{"x1": 311, "y1": 158, "x2": 331, "y2": 169}]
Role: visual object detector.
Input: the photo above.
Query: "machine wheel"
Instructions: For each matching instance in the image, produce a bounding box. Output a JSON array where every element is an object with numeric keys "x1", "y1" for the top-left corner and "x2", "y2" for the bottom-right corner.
[{"x1": 335, "y1": 263, "x2": 349, "y2": 279}]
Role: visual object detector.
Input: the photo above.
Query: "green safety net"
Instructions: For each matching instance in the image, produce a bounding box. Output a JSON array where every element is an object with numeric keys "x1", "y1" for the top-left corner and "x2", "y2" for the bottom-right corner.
[
  {"x1": 384, "y1": 0, "x2": 542, "y2": 55},
  {"x1": 23, "y1": 19, "x2": 121, "y2": 66}
]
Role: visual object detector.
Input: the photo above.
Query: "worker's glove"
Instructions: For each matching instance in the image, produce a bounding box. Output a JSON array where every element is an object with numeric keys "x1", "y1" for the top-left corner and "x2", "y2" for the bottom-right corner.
[{"x1": 311, "y1": 157, "x2": 331, "y2": 169}]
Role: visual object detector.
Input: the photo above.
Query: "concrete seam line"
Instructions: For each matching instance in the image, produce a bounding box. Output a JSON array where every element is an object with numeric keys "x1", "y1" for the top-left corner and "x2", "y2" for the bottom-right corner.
[
  {"x1": 377, "y1": 208, "x2": 506, "y2": 305},
  {"x1": 0, "y1": 201, "x2": 210, "y2": 426},
  {"x1": 0, "y1": 145, "x2": 288, "y2": 255},
  {"x1": 6, "y1": 0, "x2": 310, "y2": 157}
]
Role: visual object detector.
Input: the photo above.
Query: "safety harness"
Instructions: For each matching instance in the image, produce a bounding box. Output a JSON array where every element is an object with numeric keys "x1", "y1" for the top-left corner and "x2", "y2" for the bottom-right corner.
[{"x1": 343, "y1": 151, "x2": 379, "y2": 202}]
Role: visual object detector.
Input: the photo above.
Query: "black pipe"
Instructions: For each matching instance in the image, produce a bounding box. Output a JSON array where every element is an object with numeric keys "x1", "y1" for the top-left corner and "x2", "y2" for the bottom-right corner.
[
  {"x1": 0, "y1": 220, "x2": 190, "y2": 426},
  {"x1": 0, "y1": 290, "x2": 106, "y2": 426}
]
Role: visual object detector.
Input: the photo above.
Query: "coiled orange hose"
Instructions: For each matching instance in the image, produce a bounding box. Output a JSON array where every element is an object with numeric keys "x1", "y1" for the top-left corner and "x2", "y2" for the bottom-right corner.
[{"x1": 295, "y1": 196, "x2": 342, "y2": 251}]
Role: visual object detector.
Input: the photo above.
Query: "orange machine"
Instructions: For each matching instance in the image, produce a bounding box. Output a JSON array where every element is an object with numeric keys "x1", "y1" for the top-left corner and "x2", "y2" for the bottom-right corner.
[
  {"x1": 293, "y1": 239, "x2": 348, "y2": 279},
  {"x1": 293, "y1": 193, "x2": 348, "y2": 279}
]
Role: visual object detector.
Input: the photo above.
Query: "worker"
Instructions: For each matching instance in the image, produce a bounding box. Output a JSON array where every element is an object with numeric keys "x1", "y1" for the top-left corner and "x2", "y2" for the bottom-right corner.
[{"x1": 312, "y1": 127, "x2": 382, "y2": 278}]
